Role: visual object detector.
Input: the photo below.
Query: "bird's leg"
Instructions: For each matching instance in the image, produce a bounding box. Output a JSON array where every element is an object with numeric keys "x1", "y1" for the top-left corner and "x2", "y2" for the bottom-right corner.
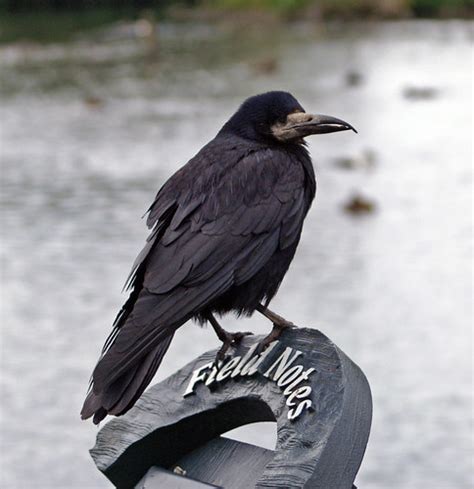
[
  {"x1": 256, "y1": 303, "x2": 294, "y2": 328},
  {"x1": 206, "y1": 313, "x2": 252, "y2": 363},
  {"x1": 255, "y1": 304, "x2": 294, "y2": 353}
]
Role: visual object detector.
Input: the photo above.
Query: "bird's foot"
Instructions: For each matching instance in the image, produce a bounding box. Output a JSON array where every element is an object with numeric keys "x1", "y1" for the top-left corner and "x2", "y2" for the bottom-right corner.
[
  {"x1": 255, "y1": 320, "x2": 292, "y2": 355},
  {"x1": 215, "y1": 331, "x2": 253, "y2": 364},
  {"x1": 207, "y1": 312, "x2": 253, "y2": 364}
]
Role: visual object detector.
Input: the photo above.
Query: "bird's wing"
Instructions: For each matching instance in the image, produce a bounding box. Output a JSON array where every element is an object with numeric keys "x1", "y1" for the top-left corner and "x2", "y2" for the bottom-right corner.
[
  {"x1": 93, "y1": 145, "x2": 309, "y2": 391},
  {"x1": 143, "y1": 146, "x2": 308, "y2": 291}
]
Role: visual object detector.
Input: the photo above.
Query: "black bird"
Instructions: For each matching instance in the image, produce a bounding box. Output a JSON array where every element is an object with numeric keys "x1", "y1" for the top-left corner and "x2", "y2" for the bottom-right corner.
[{"x1": 81, "y1": 91, "x2": 356, "y2": 424}]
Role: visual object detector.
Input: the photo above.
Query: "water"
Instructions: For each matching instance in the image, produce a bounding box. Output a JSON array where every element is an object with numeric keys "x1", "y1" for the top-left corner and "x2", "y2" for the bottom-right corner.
[{"x1": 0, "y1": 19, "x2": 472, "y2": 489}]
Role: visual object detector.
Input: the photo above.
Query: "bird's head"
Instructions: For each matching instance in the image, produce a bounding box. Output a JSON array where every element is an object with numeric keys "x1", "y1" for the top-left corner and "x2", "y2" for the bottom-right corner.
[{"x1": 219, "y1": 91, "x2": 356, "y2": 144}]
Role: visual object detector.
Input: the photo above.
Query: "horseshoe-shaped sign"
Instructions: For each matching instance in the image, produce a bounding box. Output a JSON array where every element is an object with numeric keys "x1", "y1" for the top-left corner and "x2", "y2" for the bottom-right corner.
[{"x1": 90, "y1": 328, "x2": 372, "y2": 489}]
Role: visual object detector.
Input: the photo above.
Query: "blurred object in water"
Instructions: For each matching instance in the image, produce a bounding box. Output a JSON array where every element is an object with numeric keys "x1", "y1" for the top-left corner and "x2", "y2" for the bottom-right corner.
[
  {"x1": 84, "y1": 95, "x2": 104, "y2": 109},
  {"x1": 137, "y1": 10, "x2": 159, "y2": 59},
  {"x1": 334, "y1": 149, "x2": 377, "y2": 171},
  {"x1": 251, "y1": 57, "x2": 279, "y2": 75},
  {"x1": 377, "y1": 0, "x2": 411, "y2": 17},
  {"x1": 345, "y1": 70, "x2": 363, "y2": 87},
  {"x1": 343, "y1": 193, "x2": 377, "y2": 215},
  {"x1": 100, "y1": 21, "x2": 141, "y2": 41},
  {"x1": 403, "y1": 86, "x2": 439, "y2": 100}
]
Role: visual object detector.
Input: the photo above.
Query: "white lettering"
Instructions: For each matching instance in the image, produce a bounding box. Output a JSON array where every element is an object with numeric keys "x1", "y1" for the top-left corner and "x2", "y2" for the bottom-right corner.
[
  {"x1": 183, "y1": 362, "x2": 213, "y2": 396},
  {"x1": 263, "y1": 347, "x2": 302, "y2": 381},
  {"x1": 205, "y1": 362, "x2": 221, "y2": 386},
  {"x1": 283, "y1": 368, "x2": 315, "y2": 396},
  {"x1": 216, "y1": 357, "x2": 241, "y2": 382},
  {"x1": 277, "y1": 365, "x2": 303, "y2": 388},
  {"x1": 183, "y1": 341, "x2": 315, "y2": 421},
  {"x1": 242, "y1": 341, "x2": 278, "y2": 376},
  {"x1": 288, "y1": 399, "x2": 312, "y2": 420},
  {"x1": 230, "y1": 343, "x2": 258, "y2": 378},
  {"x1": 286, "y1": 386, "x2": 312, "y2": 407}
]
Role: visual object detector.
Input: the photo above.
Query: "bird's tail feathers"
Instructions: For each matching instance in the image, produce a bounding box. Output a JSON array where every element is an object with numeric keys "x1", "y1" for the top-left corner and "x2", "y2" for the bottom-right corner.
[{"x1": 81, "y1": 332, "x2": 174, "y2": 424}]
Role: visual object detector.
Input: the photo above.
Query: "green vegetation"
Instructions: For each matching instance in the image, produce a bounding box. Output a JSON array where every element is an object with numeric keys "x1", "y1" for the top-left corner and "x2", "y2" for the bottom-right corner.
[
  {"x1": 0, "y1": 9, "x2": 129, "y2": 43},
  {"x1": 203, "y1": 0, "x2": 473, "y2": 16},
  {"x1": 0, "y1": 0, "x2": 472, "y2": 44},
  {"x1": 410, "y1": 0, "x2": 473, "y2": 16},
  {"x1": 204, "y1": 0, "x2": 311, "y2": 11}
]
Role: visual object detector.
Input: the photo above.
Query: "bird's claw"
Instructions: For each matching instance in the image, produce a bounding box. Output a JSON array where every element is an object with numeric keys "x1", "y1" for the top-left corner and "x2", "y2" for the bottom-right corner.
[
  {"x1": 255, "y1": 320, "x2": 292, "y2": 355},
  {"x1": 232, "y1": 331, "x2": 253, "y2": 342},
  {"x1": 215, "y1": 331, "x2": 253, "y2": 364},
  {"x1": 254, "y1": 337, "x2": 273, "y2": 356}
]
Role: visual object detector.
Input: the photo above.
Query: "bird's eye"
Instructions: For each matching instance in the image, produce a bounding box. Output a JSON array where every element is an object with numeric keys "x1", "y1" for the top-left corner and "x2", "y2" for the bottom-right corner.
[{"x1": 291, "y1": 108, "x2": 304, "y2": 114}]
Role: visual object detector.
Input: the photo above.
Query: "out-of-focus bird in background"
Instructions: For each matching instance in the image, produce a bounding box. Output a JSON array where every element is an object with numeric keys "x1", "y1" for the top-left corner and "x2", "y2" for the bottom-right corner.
[{"x1": 81, "y1": 91, "x2": 356, "y2": 424}]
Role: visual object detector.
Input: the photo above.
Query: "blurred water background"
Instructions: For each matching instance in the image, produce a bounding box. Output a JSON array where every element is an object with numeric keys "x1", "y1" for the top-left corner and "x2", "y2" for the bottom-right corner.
[{"x1": 0, "y1": 9, "x2": 472, "y2": 489}]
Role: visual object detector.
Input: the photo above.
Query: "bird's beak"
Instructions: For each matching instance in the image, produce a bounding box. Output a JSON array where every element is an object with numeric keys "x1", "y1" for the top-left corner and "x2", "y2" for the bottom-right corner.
[{"x1": 272, "y1": 112, "x2": 357, "y2": 141}]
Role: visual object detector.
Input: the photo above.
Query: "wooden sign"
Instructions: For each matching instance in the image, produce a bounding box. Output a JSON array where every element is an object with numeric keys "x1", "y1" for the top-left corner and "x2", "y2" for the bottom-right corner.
[{"x1": 90, "y1": 327, "x2": 372, "y2": 488}]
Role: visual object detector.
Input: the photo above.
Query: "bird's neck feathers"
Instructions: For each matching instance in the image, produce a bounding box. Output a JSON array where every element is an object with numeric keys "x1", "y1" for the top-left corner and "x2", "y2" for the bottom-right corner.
[{"x1": 217, "y1": 113, "x2": 264, "y2": 143}]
